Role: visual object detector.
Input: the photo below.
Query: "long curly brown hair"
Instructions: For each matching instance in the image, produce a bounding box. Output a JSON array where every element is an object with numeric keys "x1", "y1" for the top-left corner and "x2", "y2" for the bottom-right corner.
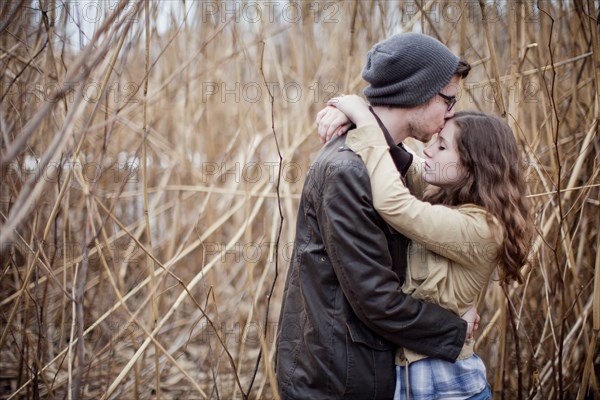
[{"x1": 423, "y1": 111, "x2": 533, "y2": 285}]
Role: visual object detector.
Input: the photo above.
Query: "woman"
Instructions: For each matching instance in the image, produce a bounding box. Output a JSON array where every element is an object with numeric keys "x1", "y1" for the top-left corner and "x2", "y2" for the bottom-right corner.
[{"x1": 316, "y1": 96, "x2": 533, "y2": 400}]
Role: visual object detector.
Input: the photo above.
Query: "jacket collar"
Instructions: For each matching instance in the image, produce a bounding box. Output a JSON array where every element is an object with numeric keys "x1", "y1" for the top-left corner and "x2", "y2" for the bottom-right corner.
[{"x1": 369, "y1": 107, "x2": 413, "y2": 177}]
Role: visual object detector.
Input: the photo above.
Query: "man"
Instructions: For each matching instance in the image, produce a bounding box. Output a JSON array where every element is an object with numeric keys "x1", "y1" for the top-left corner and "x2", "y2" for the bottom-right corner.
[{"x1": 276, "y1": 33, "x2": 472, "y2": 399}]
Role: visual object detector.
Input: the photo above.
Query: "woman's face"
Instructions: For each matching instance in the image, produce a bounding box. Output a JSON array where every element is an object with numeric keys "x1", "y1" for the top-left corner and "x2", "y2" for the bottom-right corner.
[{"x1": 422, "y1": 120, "x2": 464, "y2": 188}]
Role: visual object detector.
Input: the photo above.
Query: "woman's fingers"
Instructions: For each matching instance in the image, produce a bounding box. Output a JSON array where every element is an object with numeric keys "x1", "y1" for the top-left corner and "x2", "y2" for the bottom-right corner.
[
  {"x1": 317, "y1": 105, "x2": 352, "y2": 143},
  {"x1": 316, "y1": 96, "x2": 372, "y2": 144},
  {"x1": 317, "y1": 107, "x2": 336, "y2": 143},
  {"x1": 327, "y1": 95, "x2": 371, "y2": 125},
  {"x1": 325, "y1": 114, "x2": 348, "y2": 142},
  {"x1": 316, "y1": 107, "x2": 330, "y2": 143},
  {"x1": 461, "y1": 305, "x2": 480, "y2": 340}
]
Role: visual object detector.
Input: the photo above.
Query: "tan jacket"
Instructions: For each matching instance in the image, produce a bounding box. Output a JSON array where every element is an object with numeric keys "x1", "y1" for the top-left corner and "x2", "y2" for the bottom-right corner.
[{"x1": 346, "y1": 125, "x2": 503, "y2": 363}]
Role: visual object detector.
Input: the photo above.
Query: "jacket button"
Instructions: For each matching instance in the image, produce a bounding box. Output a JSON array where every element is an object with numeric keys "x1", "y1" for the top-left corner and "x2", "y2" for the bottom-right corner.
[{"x1": 321, "y1": 257, "x2": 326, "y2": 262}]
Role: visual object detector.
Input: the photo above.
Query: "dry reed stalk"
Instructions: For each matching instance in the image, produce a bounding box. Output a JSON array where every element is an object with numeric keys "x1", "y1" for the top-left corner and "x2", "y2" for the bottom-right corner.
[
  {"x1": 98, "y1": 178, "x2": 275, "y2": 398},
  {"x1": 342, "y1": 0, "x2": 359, "y2": 92},
  {"x1": 478, "y1": 0, "x2": 507, "y2": 116},
  {"x1": 506, "y1": 1, "x2": 522, "y2": 130},
  {"x1": 491, "y1": 284, "x2": 507, "y2": 397},
  {"x1": 140, "y1": 0, "x2": 161, "y2": 397},
  {"x1": 59, "y1": 211, "x2": 207, "y2": 398},
  {"x1": 0, "y1": 191, "x2": 183, "y2": 309},
  {"x1": 587, "y1": 0, "x2": 600, "y2": 118},
  {"x1": 90, "y1": 233, "x2": 209, "y2": 399},
  {"x1": 0, "y1": 0, "x2": 134, "y2": 168},
  {"x1": 0, "y1": 6, "x2": 142, "y2": 278}
]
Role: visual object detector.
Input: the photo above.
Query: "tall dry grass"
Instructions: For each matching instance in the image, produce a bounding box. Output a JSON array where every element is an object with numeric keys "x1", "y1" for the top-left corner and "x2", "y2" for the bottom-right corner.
[{"x1": 0, "y1": 0, "x2": 599, "y2": 399}]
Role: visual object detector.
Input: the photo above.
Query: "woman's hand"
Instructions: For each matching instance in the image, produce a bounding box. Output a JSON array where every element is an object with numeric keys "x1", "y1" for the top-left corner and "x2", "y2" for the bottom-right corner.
[
  {"x1": 327, "y1": 95, "x2": 377, "y2": 128},
  {"x1": 462, "y1": 305, "x2": 480, "y2": 340},
  {"x1": 316, "y1": 95, "x2": 378, "y2": 144},
  {"x1": 316, "y1": 106, "x2": 353, "y2": 144}
]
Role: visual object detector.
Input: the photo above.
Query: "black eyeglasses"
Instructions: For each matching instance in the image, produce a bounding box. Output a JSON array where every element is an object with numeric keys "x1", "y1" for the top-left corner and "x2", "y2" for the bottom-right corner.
[{"x1": 438, "y1": 92, "x2": 457, "y2": 112}]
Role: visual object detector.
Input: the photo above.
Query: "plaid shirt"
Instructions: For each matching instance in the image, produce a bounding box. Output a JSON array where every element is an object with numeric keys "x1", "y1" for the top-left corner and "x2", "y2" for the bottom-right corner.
[{"x1": 394, "y1": 354, "x2": 489, "y2": 400}]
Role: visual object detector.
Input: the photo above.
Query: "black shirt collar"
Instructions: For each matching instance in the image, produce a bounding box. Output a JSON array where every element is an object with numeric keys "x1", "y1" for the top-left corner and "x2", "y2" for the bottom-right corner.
[{"x1": 369, "y1": 107, "x2": 413, "y2": 176}]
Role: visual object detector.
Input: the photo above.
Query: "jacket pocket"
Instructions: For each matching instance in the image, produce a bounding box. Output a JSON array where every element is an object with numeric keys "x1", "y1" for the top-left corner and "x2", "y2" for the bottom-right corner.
[
  {"x1": 344, "y1": 320, "x2": 395, "y2": 398},
  {"x1": 345, "y1": 319, "x2": 391, "y2": 351},
  {"x1": 407, "y1": 242, "x2": 431, "y2": 281}
]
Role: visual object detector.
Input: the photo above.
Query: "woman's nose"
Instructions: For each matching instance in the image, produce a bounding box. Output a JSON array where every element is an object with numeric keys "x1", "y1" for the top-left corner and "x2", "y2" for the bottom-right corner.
[{"x1": 423, "y1": 146, "x2": 432, "y2": 158}]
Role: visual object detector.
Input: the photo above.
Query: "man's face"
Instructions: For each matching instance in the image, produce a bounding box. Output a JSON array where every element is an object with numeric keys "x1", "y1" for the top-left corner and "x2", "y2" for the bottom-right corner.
[{"x1": 405, "y1": 75, "x2": 460, "y2": 143}]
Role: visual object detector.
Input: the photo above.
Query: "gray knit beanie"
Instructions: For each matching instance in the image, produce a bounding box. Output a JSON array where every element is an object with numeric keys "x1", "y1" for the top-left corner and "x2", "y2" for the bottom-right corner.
[{"x1": 362, "y1": 33, "x2": 459, "y2": 107}]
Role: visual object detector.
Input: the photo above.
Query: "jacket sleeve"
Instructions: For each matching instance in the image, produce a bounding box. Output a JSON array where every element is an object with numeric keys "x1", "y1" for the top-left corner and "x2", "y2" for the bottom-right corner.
[
  {"x1": 346, "y1": 126, "x2": 502, "y2": 269},
  {"x1": 316, "y1": 156, "x2": 466, "y2": 361},
  {"x1": 404, "y1": 148, "x2": 428, "y2": 199}
]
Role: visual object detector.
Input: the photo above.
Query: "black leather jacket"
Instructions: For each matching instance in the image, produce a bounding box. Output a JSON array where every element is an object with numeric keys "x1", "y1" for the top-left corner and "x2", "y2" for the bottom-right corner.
[{"x1": 275, "y1": 130, "x2": 467, "y2": 399}]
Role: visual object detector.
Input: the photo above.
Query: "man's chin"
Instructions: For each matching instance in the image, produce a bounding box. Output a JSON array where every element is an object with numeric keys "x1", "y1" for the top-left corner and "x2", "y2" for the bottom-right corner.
[
  {"x1": 409, "y1": 128, "x2": 437, "y2": 143},
  {"x1": 422, "y1": 133, "x2": 437, "y2": 143}
]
